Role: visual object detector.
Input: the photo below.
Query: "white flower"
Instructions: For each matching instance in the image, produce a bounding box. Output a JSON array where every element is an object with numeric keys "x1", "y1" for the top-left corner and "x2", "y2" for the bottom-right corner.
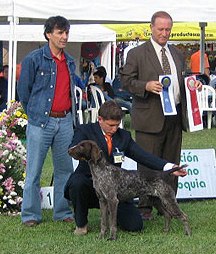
[
  {"x1": 0, "y1": 175, "x2": 3, "y2": 180},
  {"x1": 10, "y1": 191, "x2": 17, "y2": 196},
  {"x1": 0, "y1": 129, "x2": 7, "y2": 136},
  {"x1": 18, "y1": 181, "x2": 25, "y2": 189},
  {"x1": 17, "y1": 118, "x2": 28, "y2": 127},
  {"x1": 8, "y1": 153, "x2": 15, "y2": 160},
  {"x1": 2, "y1": 150, "x2": 9, "y2": 156},
  {"x1": 16, "y1": 196, "x2": 23, "y2": 203},
  {"x1": 3, "y1": 204, "x2": 7, "y2": 209},
  {"x1": 8, "y1": 199, "x2": 17, "y2": 205},
  {"x1": 3, "y1": 196, "x2": 8, "y2": 200}
]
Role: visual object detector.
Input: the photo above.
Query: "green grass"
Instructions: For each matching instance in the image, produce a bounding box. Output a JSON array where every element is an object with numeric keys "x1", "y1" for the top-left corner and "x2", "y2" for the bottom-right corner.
[
  {"x1": 1, "y1": 123, "x2": 216, "y2": 254},
  {"x1": 1, "y1": 200, "x2": 216, "y2": 254},
  {"x1": 182, "y1": 128, "x2": 216, "y2": 149}
]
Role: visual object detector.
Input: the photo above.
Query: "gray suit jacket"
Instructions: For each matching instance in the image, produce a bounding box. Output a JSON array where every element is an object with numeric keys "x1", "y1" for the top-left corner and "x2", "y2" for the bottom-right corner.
[{"x1": 121, "y1": 40, "x2": 188, "y2": 133}]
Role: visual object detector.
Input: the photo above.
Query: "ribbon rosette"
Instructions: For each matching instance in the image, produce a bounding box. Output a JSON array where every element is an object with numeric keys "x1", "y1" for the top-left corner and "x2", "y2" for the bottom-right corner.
[
  {"x1": 186, "y1": 76, "x2": 202, "y2": 126},
  {"x1": 159, "y1": 75, "x2": 177, "y2": 116},
  {"x1": 185, "y1": 75, "x2": 203, "y2": 132}
]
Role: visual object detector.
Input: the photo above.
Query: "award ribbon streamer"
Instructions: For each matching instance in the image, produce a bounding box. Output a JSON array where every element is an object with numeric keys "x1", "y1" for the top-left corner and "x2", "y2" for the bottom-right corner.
[
  {"x1": 186, "y1": 77, "x2": 202, "y2": 126},
  {"x1": 161, "y1": 76, "x2": 173, "y2": 113}
]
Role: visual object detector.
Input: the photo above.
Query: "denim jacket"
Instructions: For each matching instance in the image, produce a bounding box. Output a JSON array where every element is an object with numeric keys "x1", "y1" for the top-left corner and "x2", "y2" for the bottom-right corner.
[{"x1": 17, "y1": 43, "x2": 77, "y2": 128}]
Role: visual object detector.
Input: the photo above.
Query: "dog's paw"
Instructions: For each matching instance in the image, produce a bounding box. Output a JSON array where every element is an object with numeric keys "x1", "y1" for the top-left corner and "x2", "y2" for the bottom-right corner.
[
  {"x1": 185, "y1": 227, "x2": 192, "y2": 236},
  {"x1": 98, "y1": 232, "x2": 106, "y2": 240},
  {"x1": 107, "y1": 236, "x2": 117, "y2": 241}
]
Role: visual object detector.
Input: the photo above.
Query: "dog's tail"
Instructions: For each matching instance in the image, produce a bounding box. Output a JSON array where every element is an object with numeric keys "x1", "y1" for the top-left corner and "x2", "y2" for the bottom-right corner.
[{"x1": 165, "y1": 164, "x2": 188, "y2": 175}]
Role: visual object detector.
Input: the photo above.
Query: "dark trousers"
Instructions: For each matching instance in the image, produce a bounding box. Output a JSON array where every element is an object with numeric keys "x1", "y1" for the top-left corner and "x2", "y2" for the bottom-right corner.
[
  {"x1": 67, "y1": 173, "x2": 143, "y2": 231},
  {"x1": 136, "y1": 111, "x2": 182, "y2": 214}
]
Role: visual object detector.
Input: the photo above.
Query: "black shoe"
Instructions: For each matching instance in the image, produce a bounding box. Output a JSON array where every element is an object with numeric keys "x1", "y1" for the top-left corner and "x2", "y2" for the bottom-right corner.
[{"x1": 23, "y1": 220, "x2": 39, "y2": 227}]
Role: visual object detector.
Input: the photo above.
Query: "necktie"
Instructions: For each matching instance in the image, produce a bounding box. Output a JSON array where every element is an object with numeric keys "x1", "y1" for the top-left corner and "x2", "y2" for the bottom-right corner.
[
  {"x1": 161, "y1": 47, "x2": 171, "y2": 75},
  {"x1": 105, "y1": 134, "x2": 112, "y2": 155}
]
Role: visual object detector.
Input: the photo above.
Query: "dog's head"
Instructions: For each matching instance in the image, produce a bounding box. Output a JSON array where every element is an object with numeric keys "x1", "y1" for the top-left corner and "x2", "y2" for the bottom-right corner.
[{"x1": 68, "y1": 140, "x2": 102, "y2": 164}]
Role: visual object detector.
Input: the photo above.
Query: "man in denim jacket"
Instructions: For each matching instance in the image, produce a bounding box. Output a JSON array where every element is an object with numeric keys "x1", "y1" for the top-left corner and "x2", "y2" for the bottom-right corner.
[{"x1": 17, "y1": 16, "x2": 76, "y2": 227}]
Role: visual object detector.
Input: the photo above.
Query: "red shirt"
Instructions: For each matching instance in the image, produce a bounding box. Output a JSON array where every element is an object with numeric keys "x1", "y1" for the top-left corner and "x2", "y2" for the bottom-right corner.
[{"x1": 51, "y1": 52, "x2": 72, "y2": 112}]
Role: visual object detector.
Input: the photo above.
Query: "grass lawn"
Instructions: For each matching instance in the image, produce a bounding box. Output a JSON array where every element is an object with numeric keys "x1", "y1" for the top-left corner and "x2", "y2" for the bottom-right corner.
[{"x1": 1, "y1": 124, "x2": 216, "y2": 254}]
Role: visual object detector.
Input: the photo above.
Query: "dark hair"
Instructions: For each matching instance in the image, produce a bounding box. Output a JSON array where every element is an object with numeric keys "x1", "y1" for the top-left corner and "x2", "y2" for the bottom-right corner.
[
  {"x1": 98, "y1": 100, "x2": 123, "y2": 121},
  {"x1": 93, "y1": 66, "x2": 107, "y2": 77},
  {"x1": 44, "y1": 16, "x2": 70, "y2": 41},
  {"x1": 151, "y1": 11, "x2": 173, "y2": 25},
  {"x1": 3, "y1": 65, "x2": 8, "y2": 71}
]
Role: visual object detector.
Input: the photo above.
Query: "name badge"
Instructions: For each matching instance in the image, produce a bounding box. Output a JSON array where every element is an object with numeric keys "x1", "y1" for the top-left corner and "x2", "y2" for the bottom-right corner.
[{"x1": 113, "y1": 148, "x2": 124, "y2": 164}]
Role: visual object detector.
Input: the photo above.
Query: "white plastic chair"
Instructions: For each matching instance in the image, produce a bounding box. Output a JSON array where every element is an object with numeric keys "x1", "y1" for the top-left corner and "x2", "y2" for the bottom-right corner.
[
  {"x1": 90, "y1": 85, "x2": 125, "y2": 128},
  {"x1": 197, "y1": 85, "x2": 216, "y2": 129},
  {"x1": 90, "y1": 85, "x2": 105, "y2": 123},
  {"x1": 74, "y1": 86, "x2": 84, "y2": 124}
]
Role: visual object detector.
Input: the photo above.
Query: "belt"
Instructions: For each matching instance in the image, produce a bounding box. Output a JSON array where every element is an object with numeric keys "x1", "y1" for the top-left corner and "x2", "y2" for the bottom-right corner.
[{"x1": 49, "y1": 109, "x2": 71, "y2": 118}]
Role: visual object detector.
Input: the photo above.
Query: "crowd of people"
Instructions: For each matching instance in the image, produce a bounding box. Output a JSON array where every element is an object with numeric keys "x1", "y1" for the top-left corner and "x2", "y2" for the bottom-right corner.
[{"x1": 1, "y1": 11, "x2": 210, "y2": 237}]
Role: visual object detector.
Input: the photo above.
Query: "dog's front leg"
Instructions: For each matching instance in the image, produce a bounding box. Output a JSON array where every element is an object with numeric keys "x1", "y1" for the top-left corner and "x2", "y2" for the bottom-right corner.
[
  {"x1": 107, "y1": 197, "x2": 119, "y2": 240},
  {"x1": 98, "y1": 199, "x2": 108, "y2": 239}
]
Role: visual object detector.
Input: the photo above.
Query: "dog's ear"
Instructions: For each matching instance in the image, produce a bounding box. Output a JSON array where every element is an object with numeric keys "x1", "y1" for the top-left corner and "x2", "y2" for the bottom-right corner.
[
  {"x1": 68, "y1": 146, "x2": 76, "y2": 157},
  {"x1": 91, "y1": 143, "x2": 101, "y2": 164},
  {"x1": 68, "y1": 144, "x2": 86, "y2": 160}
]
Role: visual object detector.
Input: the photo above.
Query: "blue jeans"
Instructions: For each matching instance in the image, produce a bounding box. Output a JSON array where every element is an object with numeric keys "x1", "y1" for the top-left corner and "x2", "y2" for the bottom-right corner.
[{"x1": 21, "y1": 113, "x2": 74, "y2": 222}]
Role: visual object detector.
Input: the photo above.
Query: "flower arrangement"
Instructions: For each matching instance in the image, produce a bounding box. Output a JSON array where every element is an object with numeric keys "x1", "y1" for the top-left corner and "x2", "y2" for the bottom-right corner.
[
  {"x1": 0, "y1": 129, "x2": 26, "y2": 214},
  {"x1": 0, "y1": 101, "x2": 27, "y2": 214},
  {"x1": 0, "y1": 101, "x2": 28, "y2": 140}
]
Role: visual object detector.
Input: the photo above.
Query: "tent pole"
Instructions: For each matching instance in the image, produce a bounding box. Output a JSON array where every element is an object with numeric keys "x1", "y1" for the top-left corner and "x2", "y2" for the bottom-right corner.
[
  {"x1": 7, "y1": 16, "x2": 14, "y2": 108},
  {"x1": 112, "y1": 41, "x2": 116, "y2": 80},
  {"x1": 12, "y1": 17, "x2": 19, "y2": 100},
  {"x1": 199, "y1": 22, "x2": 207, "y2": 74}
]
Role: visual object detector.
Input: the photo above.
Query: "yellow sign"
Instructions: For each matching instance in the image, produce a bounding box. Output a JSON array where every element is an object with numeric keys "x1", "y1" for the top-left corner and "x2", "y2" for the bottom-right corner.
[{"x1": 104, "y1": 23, "x2": 216, "y2": 41}]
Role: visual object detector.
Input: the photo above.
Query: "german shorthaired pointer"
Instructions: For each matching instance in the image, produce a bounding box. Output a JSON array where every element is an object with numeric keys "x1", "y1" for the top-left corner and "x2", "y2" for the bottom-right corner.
[{"x1": 68, "y1": 140, "x2": 191, "y2": 240}]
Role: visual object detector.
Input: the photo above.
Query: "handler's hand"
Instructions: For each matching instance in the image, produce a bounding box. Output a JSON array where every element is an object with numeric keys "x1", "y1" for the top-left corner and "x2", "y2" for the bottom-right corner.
[
  {"x1": 146, "y1": 81, "x2": 163, "y2": 94},
  {"x1": 172, "y1": 164, "x2": 188, "y2": 177}
]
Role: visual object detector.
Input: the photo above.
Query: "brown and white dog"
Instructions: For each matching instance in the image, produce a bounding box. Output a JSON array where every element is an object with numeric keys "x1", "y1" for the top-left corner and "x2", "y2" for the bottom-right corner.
[{"x1": 69, "y1": 140, "x2": 191, "y2": 240}]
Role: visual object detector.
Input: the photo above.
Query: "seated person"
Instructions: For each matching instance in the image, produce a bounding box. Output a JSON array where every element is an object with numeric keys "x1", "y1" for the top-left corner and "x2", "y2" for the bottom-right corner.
[
  {"x1": 87, "y1": 66, "x2": 114, "y2": 106},
  {"x1": 112, "y1": 70, "x2": 132, "y2": 113},
  {"x1": 64, "y1": 100, "x2": 187, "y2": 236}
]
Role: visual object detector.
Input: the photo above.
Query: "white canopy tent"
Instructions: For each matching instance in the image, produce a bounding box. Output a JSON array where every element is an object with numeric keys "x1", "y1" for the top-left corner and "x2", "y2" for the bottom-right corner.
[
  {"x1": 9, "y1": 0, "x2": 216, "y2": 22},
  {"x1": 1, "y1": 0, "x2": 13, "y2": 16},
  {"x1": 1, "y1": 0, "x2": 216, "y2": 103}
]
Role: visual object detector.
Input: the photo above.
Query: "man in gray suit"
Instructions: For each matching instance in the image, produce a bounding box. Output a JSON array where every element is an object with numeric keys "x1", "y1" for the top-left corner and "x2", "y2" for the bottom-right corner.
[{"x1": 121, "y1": 11, "x2": 202, "y2": 220}]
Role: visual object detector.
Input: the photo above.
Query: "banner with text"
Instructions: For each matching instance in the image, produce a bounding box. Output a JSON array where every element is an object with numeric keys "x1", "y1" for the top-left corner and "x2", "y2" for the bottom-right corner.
[
  {"x1": 121, "y1": 149, "x2": 216, "y2": 199},
  {"x1": 41, "y1": 148, "x2": 216, "y2": 209},
  {"x1": 104, "y1": 23, "x2": 216, "y2": 41}
]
